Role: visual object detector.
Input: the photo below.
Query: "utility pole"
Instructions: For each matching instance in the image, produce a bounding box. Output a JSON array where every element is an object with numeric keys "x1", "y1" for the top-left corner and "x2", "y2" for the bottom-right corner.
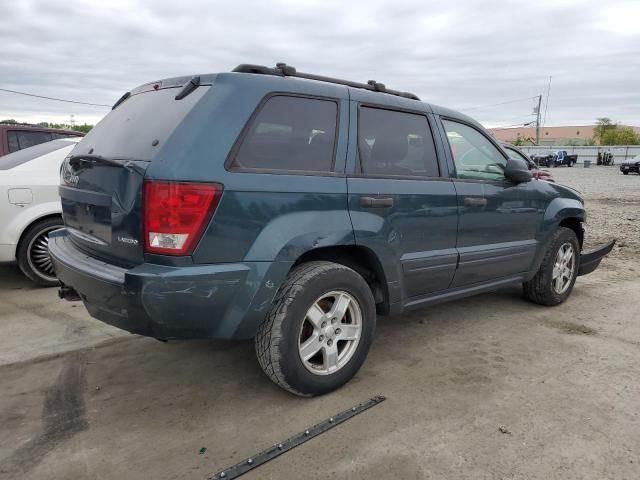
[
  {"x1": 535, "y1": 94, "x2": 542, "y2": 145},
  {"x1": 542, "y1": 75, "x2": 552, "y2": 130}
]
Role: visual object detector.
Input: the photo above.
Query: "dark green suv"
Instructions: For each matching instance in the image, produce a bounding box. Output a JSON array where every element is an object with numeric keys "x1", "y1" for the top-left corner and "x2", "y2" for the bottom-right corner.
[{"x1": 50, "y1": 63, "x2": 614, "y2": 396}]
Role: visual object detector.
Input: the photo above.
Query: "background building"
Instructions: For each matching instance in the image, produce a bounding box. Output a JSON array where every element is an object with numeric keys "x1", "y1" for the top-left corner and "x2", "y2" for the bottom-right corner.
[{"x1": 489, "y1": 125, "x2": 640, "y2": 146}]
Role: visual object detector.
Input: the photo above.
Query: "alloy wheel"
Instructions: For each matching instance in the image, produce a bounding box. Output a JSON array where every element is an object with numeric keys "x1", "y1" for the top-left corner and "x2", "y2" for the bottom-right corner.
[
  {"x1": 298, "y1": 291, "x2": 362, "y2": 376},
  {"x1": 552, "y1": 242, "x2": 575, "y2": 295},
  {"x1": 26, "y1": 226, "x2": 59, "y2": 283}
]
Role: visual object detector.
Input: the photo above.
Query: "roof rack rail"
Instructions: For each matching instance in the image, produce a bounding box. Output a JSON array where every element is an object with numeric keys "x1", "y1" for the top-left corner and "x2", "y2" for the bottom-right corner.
[{"x1": 232, "y1": 63, "x2": 420, "y2": 101}]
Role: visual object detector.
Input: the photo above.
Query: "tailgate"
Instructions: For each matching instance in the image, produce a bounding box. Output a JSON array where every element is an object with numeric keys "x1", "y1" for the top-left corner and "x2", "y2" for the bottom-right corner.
[
  {"x1": 60, "y1": 158, "x2": 149, "y2": 266},
  {"x1": 57, "y1": 81, "x2": 211, "y2": 266}
]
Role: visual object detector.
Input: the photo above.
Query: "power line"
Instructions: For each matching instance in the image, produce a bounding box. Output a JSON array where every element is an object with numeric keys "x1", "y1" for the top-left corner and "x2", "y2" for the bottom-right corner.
[
  {"x1": 490, "y1": 121, "x2": 536, "y2": 131},
  {"x1": 0, "y1": 87, "x2": 111, "y2": 108},
  {"x1": 460, "y1": 96, "x2": 540, "y2": 112},
  {"x1": 489, "y1": 113, "x2": 537, "y2": 124}
]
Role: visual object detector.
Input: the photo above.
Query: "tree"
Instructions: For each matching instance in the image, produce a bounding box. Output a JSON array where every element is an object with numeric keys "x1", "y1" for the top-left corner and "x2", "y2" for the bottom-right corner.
[
  {"x1": 601, "y1": 126, "x2": 640, "y2": 145},
  {"x1": 593, "y1": 117, "x2": 615, "y2": 143},
  {"x1": 513, "y1": 135, "x2": 526, "y2": 146},
  {"x1": 38, "y1": 121, "x2": 93, "y2": 133},
  {"x1": 73, "y1": 123, "x2": 93, "y2": 134},
  {"x1": 3, "y1": 119, "x2": 93, "y2": 131}
]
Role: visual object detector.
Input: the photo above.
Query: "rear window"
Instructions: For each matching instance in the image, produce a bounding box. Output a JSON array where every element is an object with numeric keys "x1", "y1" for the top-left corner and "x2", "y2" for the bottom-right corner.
[
  {"x1": 229, "y1": 95, "x2": 338, "y2": 173},
  {"x1": 72, "y1": 86, "x2": 210, "y2": 161},
  {"x1": 0, "y1": 139, "x2": 75, "y2": 170},
  {"x1": 8, "y1": 130, "x2": 54, "y2": 152}
]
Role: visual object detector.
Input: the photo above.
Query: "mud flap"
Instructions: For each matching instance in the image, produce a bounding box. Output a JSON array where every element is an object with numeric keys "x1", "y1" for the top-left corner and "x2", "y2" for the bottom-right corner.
[{"x1": 578, "y1": 240, "x2": 616, "y2": 276}]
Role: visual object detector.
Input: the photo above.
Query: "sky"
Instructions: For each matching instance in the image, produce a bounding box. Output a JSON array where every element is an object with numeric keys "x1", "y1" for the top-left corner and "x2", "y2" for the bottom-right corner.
[{"x1": 1, "y1": 0, "x2": 638, "y2": 129}]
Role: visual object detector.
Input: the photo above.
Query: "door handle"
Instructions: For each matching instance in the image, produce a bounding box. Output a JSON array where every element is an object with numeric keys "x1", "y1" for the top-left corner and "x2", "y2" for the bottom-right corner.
[
  {"x1": 360, "y1": 196, "x2": 394, "y2": 208},
  {"x1": 463, "y1": 196, "x2": 487, "y2": 207}
]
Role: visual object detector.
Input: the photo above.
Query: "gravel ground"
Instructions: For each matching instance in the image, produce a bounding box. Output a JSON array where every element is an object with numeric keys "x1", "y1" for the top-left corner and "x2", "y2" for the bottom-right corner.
[{"x1": 550, "y1": 165, "x2": 640, "y2": 257}]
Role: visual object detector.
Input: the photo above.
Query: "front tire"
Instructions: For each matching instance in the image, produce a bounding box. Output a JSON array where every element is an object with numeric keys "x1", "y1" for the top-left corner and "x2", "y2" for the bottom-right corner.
[
  {"x1": 255, "y1": 261, "x2": 376, "y2": 396},
  {"x1": 523, "y1": 227, "x2": 580, "y2": 306},
  {"x1": 17, "y1": 217, "x2": 63, "y2": 287}
]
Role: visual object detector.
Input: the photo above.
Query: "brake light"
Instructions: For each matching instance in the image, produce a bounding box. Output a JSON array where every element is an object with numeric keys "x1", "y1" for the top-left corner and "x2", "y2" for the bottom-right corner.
[{"x1": 143, "y1": 181, "x2": 223, "y2": 255}]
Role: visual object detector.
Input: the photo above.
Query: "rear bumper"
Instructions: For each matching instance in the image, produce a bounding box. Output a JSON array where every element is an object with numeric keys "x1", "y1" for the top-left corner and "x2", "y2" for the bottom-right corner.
[
  {"x1": 48, "y1": 229, "x2": 292, "y2": 340},
  {"x1": 578, "y1": 240, "x2": 616, "y2": 276}
]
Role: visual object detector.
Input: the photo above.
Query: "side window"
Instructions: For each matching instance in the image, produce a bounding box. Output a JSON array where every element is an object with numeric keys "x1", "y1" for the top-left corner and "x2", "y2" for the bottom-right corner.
[
  {"x1": 358, "y1": 107, "x2": 439, "y2": 177},
  {"x1": 52, "y1": 132, "x2": 79, "y2": 139},
  {"x1": 231, "y1": 95, "x2": 338, "y2": 173},
  {"x1": 11, "y1": 131, "x2": 54, "y2": 151},
  {"x1": 505, "y1": 147, "x2": 526, "y2": 161},
  {"x1": 7, "y1": 131, "x2": 20, "y2": 152},
  {"x1": 442, "y1": 120, "x2": 507, "y2": 181},
  {"x1": 505, "y1": 146, "x2": 535, "y2": 169}
]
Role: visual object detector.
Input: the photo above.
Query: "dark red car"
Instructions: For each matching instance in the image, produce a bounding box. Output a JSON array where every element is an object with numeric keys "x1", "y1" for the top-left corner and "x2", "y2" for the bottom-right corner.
[{"x1": 0, "y1": 123, "x2": 84, "y2": 157}]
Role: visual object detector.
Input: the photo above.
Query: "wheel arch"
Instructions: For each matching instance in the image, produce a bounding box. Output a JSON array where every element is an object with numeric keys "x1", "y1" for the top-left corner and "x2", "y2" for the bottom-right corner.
[
  {"x1": 16, "y1": 213, "x2": 63, "y2": 259},
  {"x1": 559, "y1": 217, "x2": 584, "y2": 248},
  {"x1": 292, "y1": 245, "x2": 391, "y2": 315}
]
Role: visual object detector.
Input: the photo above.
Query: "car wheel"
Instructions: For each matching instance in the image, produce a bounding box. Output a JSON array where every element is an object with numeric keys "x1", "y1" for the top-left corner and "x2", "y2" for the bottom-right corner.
[
  {"x1": 623, "y1": 171, "x2": 629, "y2": 175},
  {"x1": 523, "y1": 227, "x2": 580, "y2": 306},
  {"x1": 255, "y1": 261, "x2": 376, "y2": 396},
  {"x1": 17, "y1": 217, "x2": 62, "y2": 287}
]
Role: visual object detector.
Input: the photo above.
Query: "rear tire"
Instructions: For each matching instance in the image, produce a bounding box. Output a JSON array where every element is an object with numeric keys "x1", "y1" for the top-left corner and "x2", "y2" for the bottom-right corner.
[
  {"x1": 523, "y1": 227, "x2": 580, "y2": 306},
  {"x1": 255, "y1": 261, "x2": 376, "y2": 396},
  {"x1": 17, "y1": 217, "x2": 63, "y2": 287}
]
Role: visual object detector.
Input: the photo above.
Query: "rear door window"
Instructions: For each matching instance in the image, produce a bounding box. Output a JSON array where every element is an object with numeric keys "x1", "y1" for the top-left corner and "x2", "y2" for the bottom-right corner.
[
  {"x1": 230, "y1": 95, "x2": 338, "y2": 173},
  {"x1": 7, "y1": 131, "x2": 20, "y2": 152},
  {"x1": 9, "y1": 130, "x2": 54, "y2": 151},
  {"x1": 358, "y1": 107, "x2": 439, "y2": 177}
]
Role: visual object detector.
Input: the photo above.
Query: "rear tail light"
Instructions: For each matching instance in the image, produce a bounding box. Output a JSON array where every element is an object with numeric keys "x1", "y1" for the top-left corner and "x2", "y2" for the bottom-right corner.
[{"x1": 143, "y1": 180, "x2": 223, "y2": 255}]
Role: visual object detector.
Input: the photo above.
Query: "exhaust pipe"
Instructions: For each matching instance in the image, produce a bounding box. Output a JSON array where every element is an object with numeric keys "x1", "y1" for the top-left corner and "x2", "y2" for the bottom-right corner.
[{"x1": 58, "y1": 285, "x2": 81, "y2": 301}]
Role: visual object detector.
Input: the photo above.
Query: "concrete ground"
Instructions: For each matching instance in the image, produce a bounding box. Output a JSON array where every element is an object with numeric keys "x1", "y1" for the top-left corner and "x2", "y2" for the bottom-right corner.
[{"x1": 1, "y1": 166, "x2": 639, "y2": 479}]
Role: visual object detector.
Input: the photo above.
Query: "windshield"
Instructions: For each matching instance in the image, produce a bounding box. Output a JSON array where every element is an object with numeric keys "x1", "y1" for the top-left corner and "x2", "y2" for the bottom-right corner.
[{"x1": 72, "y1": 86, "x2": 210, "y2": 161}]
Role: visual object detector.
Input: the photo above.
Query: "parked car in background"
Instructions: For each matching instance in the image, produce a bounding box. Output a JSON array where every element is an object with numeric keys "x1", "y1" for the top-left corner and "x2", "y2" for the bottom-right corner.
[
  {"x1": 500, "y1": 143, "x2": 554, "y2": 182},
  {"x1": 620, "y1": 154, "x2": 640, "y2": 175},
  {"x1": 553, "y1": 150, "x2": 578, "y2": 167},
  {"x1": 0, "y1": 123, "x2": 83, "y2": 157},
  {"x1": 50, "y1": 63, "x2": 614, "y2": 396},
  {"x1": 0, "y1": 137, "x2": 81, "y2": 285},
  {"x1": 530, "y1": 151, "x2": 577, "y2": 168},
  {"x1": 530, "y1": 152, "x2": 555, "y2": 167}
]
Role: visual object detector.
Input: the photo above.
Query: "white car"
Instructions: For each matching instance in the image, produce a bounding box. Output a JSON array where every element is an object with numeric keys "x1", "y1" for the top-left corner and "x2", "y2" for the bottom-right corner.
[{"x1": 0, "y1": 137, "x2": 81, "y2": 286}]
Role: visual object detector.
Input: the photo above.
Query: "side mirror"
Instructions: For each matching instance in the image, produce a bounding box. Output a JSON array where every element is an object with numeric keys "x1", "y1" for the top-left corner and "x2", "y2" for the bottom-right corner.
[{"x1": 504, "y1": 158, "x2": 533, "y2": 183}]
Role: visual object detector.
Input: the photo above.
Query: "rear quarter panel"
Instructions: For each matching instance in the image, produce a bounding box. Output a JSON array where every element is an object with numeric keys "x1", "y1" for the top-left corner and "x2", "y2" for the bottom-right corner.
[{"x1": 145, "y1": 73, "x2": 355, "y2": 265}]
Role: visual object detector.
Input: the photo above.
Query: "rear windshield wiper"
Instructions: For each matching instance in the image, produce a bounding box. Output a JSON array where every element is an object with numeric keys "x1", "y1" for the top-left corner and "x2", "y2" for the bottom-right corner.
[
  {"x1": 69, "y1": 154, "x2": 124, "y2": 169},
  {"x1": 174, "y1": 76, "x2": 201, "y2": 100},
  {"x1": 112, "y1": 91, "x2": 131, "y2": 110}
]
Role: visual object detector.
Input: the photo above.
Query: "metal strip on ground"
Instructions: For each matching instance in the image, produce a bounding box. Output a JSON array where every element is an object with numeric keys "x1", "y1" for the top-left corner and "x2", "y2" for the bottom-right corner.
[{"x1": 206, "y1": 395, "x2": 386, "y2": 480}]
